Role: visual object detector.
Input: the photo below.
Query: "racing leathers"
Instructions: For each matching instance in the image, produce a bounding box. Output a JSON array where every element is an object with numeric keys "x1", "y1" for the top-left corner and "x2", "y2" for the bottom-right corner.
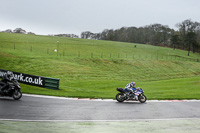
[{"x1": 0, "y1": 72, "x2": 13, "y2": 92}]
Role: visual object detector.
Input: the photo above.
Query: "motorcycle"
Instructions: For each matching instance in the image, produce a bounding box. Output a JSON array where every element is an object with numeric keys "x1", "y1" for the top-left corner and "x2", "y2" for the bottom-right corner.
[
  {"x1": 116, "y1": 87, "x2": 147, "y2": 103},
  {"x1": 0, "y1": 79, "x2": 22, "y2": 100}
]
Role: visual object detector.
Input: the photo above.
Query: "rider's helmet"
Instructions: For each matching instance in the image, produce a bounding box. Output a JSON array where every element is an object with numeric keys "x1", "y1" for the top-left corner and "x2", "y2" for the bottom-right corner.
[
  {"x1": 131, "y1": 81, "x2": 135, "y2": 87},
  {"x1": 6, "y1": 71, "x2": 14, "y2": 80}
]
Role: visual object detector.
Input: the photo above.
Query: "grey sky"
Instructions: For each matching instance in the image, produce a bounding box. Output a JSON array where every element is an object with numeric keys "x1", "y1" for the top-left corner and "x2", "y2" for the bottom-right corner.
[{"x1": 0, "y1": 0, "x2": 200, "y2": 36}]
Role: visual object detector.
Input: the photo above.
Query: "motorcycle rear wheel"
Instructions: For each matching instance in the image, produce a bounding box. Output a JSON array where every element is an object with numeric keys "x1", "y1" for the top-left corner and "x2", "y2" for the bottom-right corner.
[
  {"x1": 13, "y1": 90, "x2": 22, "y2": 100},
  {"x1": 138, "y1": 94, "x2": 147, "y2": 103},
  {"x1": 116, "y1": 93, "x2": 125, "y2": 102}
]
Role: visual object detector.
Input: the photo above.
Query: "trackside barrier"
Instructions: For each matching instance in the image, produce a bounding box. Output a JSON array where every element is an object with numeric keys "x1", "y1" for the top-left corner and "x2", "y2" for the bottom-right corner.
[
  {"x1": 44, "y1": 77, "x2": 60, "y2": 90},
  {"x1": 0, "y1": 69, "x2": 60, "y2": 90}
]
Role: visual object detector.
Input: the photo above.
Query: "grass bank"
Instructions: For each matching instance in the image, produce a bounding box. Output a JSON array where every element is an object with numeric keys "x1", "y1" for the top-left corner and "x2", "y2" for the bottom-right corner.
[{"x1": 0, "y1": 32, "x2": 200, "y2": 99}]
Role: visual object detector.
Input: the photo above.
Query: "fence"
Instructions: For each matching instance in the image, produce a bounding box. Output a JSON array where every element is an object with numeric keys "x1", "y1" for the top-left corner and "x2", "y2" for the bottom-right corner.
[
  {"x1": 8, "y1": 44, "x2": 200, "y2": 63},
  {"x1": 76, "y1": 52, "x2": 200, "y2": 62}
]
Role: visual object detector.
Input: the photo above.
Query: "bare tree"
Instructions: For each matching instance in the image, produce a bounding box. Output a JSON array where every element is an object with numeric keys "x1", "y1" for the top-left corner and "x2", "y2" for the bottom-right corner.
[
  {"x1": 185, "y1": 32, "x2": 198, "y2": 56},
  {"x1": 176, "y1": 19, "x2": 200, "y2": 52}
]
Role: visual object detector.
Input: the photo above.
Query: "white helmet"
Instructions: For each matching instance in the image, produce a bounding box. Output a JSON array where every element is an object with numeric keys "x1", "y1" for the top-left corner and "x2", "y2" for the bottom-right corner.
[{"x1": 131, "y1": 81, "x2": 135, "y2": 87}]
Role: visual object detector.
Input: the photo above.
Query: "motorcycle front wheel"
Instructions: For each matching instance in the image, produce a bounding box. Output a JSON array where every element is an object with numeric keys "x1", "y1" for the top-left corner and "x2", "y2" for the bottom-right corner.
[
  {"x1": 138, "y1": 94, "x2": 147, "y2": 103},
  {"x1": 116, "y1": 93, "x2": 125, "y2": 102},
  {"x1": 13, "y1": 90, "x2": 22, "y2": 100}
]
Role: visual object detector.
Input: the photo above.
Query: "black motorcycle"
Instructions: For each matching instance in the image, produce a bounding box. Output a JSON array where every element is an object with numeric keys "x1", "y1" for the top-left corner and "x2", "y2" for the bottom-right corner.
[{"x1": 0, "y1": 79, "x2": 22, "y2": 100}]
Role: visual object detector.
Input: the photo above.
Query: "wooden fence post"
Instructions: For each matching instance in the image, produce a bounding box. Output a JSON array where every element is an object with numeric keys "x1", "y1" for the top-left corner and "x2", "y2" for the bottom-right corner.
[
  {"x1": 91, "y1": 52, "x2": 93, "y2": 58},
  {"x1": 78, "y1": 51, "x2": 80, "y2": 57}
]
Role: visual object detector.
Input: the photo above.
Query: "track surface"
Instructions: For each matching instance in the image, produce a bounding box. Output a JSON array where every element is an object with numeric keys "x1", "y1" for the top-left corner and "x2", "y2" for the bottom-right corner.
[{"x1": 0, "y1": 95, "x2": 200, "y2": 121}]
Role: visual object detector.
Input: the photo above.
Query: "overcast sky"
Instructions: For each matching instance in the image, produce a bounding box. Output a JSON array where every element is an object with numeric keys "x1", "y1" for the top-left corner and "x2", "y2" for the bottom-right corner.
[{"x1": 0, "y1": 0, "x2": 200, "y2": 36}]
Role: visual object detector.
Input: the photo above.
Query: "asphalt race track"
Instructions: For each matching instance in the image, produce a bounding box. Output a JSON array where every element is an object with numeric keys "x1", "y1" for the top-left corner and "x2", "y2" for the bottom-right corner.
[
  {"x1": 0, "y1": 94, "x2": 200, "y2": 121},
  {"x1": 1, "y1": 94, "x2": 200, "y2": 133}
]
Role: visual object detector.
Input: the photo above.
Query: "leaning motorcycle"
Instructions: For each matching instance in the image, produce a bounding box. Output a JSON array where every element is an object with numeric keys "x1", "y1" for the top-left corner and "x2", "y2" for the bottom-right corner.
[
  {"x1": 0, "y1": 79, "x2": 22, "y2": 100},
  {"x1": 116, "y1": 87, "x2": 147, "y2": 103}
]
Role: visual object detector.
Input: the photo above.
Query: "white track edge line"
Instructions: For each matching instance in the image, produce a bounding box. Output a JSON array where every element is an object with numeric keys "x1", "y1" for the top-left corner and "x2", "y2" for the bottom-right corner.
[
  {"x1": 0, "y1": 118, "x2": 200, "y2": 122},
  {"x1": 23, "y1": 94, "x2": 200, "y2": 102}
]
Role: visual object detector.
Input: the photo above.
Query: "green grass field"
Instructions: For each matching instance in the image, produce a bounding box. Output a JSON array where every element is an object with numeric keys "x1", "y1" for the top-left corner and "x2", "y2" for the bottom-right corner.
[{"x1": 0, "y1": 32, "x2": 200, "y2": 99}]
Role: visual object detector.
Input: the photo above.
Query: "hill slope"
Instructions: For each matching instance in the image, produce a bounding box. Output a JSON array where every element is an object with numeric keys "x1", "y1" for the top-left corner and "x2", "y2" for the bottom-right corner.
[{"x1": 0, "y1": 32, "x2": 200, "y2": 99}]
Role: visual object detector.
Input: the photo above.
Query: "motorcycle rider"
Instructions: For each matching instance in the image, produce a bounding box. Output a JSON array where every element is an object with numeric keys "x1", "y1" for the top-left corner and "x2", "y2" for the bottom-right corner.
[
  {"x1": 125, "y1": 81, "x2": 136, "y2": 93},
  {"x1": 0, "y1": 71, "x2": 14, "y2": 92},
  {"x1": 124, "y1": 81, "x2": 138, "y2": 100}
]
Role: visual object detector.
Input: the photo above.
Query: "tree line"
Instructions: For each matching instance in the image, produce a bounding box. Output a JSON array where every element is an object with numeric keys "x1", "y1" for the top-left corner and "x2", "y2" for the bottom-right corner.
[
  {"x1": 1, "y1": 28, "x2": 79, "y2": 38},
  {"x1": 1, "y1": 19, "x2": 200, "y2": 56},
  {"x1": 2, "y1": 28, "x2": 35, "y2": 35},
  {"x1": 81, "y1": 19, "x2": 200, "y2": 56}
]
